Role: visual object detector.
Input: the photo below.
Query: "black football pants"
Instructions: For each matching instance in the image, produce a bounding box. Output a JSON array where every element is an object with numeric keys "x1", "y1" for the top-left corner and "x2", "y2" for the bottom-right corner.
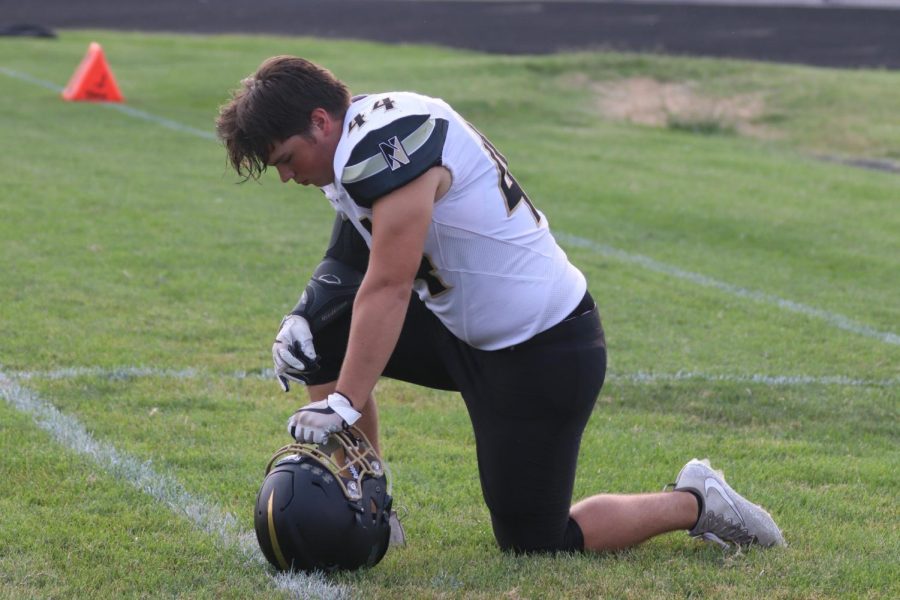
[{"x1": 308, "y1": 289, "x2": 607, "y2": 553}]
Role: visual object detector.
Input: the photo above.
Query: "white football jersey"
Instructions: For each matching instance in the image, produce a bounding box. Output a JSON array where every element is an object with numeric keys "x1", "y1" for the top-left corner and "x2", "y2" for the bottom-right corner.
[{"x1": 321, "y1": 92, "x2": 586, "y2": 350}]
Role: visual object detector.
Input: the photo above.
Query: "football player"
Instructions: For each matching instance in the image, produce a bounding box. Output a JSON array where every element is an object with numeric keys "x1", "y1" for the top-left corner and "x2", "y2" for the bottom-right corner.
[{"x1": 216, "y1": 56, "x2": 784, "y2": 553}]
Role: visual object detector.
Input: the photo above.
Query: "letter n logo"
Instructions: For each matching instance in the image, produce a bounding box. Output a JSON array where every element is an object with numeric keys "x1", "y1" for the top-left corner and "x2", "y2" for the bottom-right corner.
[{"x1": 379, "y1": 136, "x2": 410, "y2": 171}]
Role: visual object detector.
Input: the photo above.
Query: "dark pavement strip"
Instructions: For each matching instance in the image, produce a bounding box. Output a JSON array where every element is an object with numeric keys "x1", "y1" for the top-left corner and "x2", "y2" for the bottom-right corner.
[{"x1": 3, "y1": 0, "x2": 900, "y2": 69}]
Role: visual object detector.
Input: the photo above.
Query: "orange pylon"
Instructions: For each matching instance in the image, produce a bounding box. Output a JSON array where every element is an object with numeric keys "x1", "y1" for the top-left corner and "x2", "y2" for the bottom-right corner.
[{"x1": 62, "y1": 42, "x2": 124, "y2": 102}]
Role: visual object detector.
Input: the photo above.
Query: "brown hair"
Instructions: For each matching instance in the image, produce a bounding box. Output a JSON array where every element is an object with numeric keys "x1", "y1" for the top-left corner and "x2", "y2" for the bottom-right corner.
[{"x1": 215, "y1": 56, "x2": 351, "y2": 180}]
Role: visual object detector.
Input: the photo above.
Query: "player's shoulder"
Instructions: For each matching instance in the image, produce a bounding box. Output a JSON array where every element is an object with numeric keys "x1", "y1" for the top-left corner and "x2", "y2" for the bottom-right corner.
[
  {"x1": 339, "y1": 92, "x2": 446, "y2": 147},
  {"x1": 336, "y1": 92, "x2": 451, "y2": 207}
]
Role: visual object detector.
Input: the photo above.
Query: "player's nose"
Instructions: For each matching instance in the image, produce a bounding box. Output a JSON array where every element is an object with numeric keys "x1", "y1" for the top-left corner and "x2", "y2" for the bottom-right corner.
[{"x1": 276, "y1": 164, "x2": 293, "y2": 183}]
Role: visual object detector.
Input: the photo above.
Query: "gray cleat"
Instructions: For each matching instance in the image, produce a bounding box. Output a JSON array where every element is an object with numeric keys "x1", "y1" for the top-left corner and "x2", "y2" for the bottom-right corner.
[{"x1": 674, "y1": 458, "x2": 785, "y2": 548}]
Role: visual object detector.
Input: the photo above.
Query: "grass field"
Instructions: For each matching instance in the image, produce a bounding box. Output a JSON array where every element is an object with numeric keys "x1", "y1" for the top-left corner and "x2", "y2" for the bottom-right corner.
[{"x1": 1, "y1": 30, "x2": 898, "y2": 599}]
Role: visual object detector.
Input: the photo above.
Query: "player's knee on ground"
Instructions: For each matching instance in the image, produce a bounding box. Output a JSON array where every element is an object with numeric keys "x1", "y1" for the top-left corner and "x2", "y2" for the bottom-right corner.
[{"x1": 491, "y1": 514, "x2": 585, "y2": 554}]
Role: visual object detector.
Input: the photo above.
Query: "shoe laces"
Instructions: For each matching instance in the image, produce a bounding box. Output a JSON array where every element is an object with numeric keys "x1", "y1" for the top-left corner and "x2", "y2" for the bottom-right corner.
[{"x1": 697, "y1": 512, "x2": 756, "y2": 547}]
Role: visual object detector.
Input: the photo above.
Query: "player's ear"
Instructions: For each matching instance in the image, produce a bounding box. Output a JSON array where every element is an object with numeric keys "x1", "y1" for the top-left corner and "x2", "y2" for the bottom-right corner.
[{"x1": 310, "y1": 108, "x2": 330, "y2": 134}]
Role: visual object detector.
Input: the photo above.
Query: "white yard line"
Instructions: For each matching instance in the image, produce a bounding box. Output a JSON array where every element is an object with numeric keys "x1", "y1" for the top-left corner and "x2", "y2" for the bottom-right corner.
[
  {"x1": 0, "y1": 369, "x2": 349, "y2": 600},
  {"x1": 606, "y1": 371, "x2": 899, "y2": 387},
  {"x1": 8, "y1": 366, "x2": 898, "y2": 388},
  {"x1": 3, "y1": 65, "x2": 896, "y2": 348},
  {"x1": 556, "y1": 233, "x2": 900, "y2": 346},
  {"x1": 10, "y1": 366, "x2": 203, "y2": 381},
  {"x1": 0, "y1": 67, "x2": 217, "y2": 140},
  {"x1": 104, "y1": 103, "x2": 218, "y2": 140}
]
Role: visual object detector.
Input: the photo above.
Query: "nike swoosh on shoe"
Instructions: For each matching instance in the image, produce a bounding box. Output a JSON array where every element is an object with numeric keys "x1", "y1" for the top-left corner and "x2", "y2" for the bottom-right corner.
[{"x1": 704, "y1": 477, "x2": 745, "y2": 525}]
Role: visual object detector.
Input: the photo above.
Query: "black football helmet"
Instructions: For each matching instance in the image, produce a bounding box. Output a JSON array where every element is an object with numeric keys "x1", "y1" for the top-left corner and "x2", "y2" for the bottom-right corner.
[{"x1": 254, "y1": 427, "x2": 393, "y2": 572}]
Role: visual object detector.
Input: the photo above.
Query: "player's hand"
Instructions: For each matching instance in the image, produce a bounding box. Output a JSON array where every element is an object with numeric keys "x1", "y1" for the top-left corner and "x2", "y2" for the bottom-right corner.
[
  {"x1": 287, "y1": 392, "x2": 362, "y2": 444},
  {"x1": 272, "y1": 315, "x2": 319, "y2": 392}
]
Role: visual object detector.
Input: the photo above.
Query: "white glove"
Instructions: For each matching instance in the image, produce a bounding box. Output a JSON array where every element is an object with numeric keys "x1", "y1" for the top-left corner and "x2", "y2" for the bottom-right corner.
[
  {"x1": 272, "y1": 314, "x2": 319, "y2": 392},
  {"x1": 287, "y1": 392, "x2": 362, "y2": 444}
]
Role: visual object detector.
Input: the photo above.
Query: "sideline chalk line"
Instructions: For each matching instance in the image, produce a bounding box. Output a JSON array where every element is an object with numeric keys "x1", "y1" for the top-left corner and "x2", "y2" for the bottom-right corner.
[
  {"x1": 3, "y1": 65, "x2": 896, "y2": 348},
  {"x1": 8, "y1": 365, "x2": 898, "y2": 388},
  {"x1": 0, "y1": 369, "x2": 350, "y2": 600},
  {"x1": 555, "y1": 233, "x2": 899, "y2": 346},
  {"x1": 0, "y1": 67, "x2": 217, "y2": 140}
]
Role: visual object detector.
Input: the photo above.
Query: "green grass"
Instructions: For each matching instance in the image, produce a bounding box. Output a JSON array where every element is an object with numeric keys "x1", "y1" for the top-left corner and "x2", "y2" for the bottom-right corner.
[
  {"x1": 0, "y1": 405, "x2": 282, "y2": 599},
  {"x1": 1, "y1": 30, "x2": 898, "y2": 599}
]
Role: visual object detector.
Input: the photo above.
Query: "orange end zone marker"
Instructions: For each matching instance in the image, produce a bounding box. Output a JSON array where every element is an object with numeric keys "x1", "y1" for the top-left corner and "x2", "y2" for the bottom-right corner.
[{"x1": 62, "y1": 42, "x2": 124, "y2": 102}]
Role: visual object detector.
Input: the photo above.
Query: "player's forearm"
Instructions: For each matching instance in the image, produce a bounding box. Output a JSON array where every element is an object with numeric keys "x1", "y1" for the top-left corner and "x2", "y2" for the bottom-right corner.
[
  {"x1": 334, "y1": 280, "x2": 410, "y2": 411},
  {"x1": 354, "y1": 394, "x2": 380, "y2": 454}
]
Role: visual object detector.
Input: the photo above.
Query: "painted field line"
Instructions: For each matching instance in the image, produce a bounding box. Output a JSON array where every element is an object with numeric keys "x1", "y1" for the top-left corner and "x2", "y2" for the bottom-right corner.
[
  {"x1": 0, "y1": 67, "x2": 216, "y2": 140},
  {"x1": 607, "y1": 371, "x2": 899, "y2": 387},
  {"x1": 9, "y1": 365, "x2": 898, "y2": 388},
  {"x1": 10, "y1": 366, "x2": 202, "y2": 381},
  {"x1": 0, "y1": 369, "x2": 349, "y2": 600},
  {"x1": 556, "y1": 232, "x2": 899, "y2": 346},
  {"x1": 4, "y1": 66, "x2": 897, "y2": 347}
]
